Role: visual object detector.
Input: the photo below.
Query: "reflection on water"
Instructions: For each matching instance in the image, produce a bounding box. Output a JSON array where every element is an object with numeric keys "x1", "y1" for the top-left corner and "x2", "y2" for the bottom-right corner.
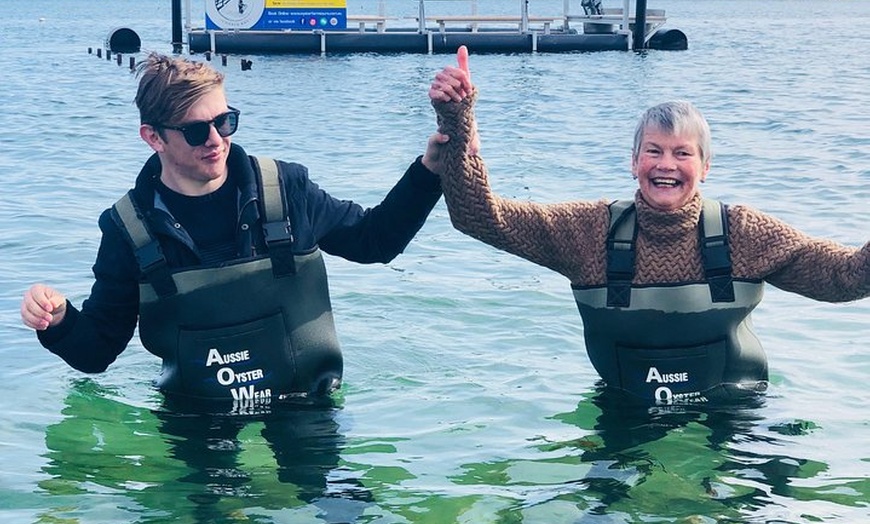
[
  {"x1": 557, "y1": 389, "x2": 778, "y2": 521},
  {"x1": 41, "y1": 380, "x2": 861, "y2": 523},
  {"x1": 447, "y1": 385, "x2": 861, "y2": 523},
  {"x1": 40, "y1": 380, "x2": 372, "y2": 523}
]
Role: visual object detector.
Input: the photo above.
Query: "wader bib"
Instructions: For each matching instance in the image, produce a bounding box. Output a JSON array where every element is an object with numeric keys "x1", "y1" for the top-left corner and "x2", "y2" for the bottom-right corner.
[
  {"x1": 113, "y1": 157, "x2": 342, "y2": 410},
  {"x1": 572, "y1": 199, "x2": 768, "y2": 404}
]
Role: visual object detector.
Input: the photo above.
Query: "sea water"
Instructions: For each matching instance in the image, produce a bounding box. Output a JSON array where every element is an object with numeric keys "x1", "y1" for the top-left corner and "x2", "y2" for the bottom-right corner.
[{"x1": 0, "y1": 0, "x2": 868, "y2": 522}]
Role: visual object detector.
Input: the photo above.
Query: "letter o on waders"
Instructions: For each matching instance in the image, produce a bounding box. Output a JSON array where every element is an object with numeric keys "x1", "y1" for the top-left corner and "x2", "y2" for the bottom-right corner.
[
  {"x1": 655, "y1": 386, "x2": 673, "y2": 404},
  {"x1": 217, "y1": 367, "x2": 235, "y2": 386}
]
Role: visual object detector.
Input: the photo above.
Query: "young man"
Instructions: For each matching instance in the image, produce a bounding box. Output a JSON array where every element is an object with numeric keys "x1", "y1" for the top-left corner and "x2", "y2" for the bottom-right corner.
[{"x1": 21, "y1": 53, "x2": 445, "y2": 412}]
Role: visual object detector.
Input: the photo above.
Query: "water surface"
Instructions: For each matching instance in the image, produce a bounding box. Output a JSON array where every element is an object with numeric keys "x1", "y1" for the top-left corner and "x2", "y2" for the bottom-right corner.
[{"x1": 1, "y1": 1, "x2": 868, "y2": 522}]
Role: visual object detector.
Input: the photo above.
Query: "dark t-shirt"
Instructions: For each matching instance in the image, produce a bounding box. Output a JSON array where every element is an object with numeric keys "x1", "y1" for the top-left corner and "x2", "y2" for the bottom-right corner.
[{"x1": 156, "y1": 177, "x2": 238, "y2": 265}]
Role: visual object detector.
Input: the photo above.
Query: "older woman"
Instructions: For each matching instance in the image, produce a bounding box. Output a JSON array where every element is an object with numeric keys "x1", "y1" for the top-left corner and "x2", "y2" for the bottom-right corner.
[{"x1": 426, "y1": 47, "x2": 870, "y2": 405}]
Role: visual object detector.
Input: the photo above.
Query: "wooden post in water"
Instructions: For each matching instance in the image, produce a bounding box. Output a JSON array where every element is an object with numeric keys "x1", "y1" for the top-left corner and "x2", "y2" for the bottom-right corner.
[
  {"x1": 417, "y1": 0, "x2": 426, "y2": 33},
  {"x1": 633, "y1": 0, "x2": 648, "y2": 50},
  {"x1": 520, "y1": 0, "x2": 529, "y2": 33},
  {"x1": 172, "y1": 0, "x2": 183, "y2": 54}
]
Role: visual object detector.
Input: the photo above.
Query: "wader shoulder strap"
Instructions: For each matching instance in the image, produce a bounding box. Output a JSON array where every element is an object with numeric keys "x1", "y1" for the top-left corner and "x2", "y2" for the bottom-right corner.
[
  {"x1": 700, "y1": 199, "x2": 735, "y2": 302},
  {"x1": 604, "y1": 199, "x2": 735, "y2": 307},
  {"x1": 605, "y1": 200, "x2": 637, "y2": 307},
  {"x1": 112, "y1": 192, "x2": 178, "y2": 297},
  {"x1": 255, "y1": 156, "x2": 296, "y2": 277}
]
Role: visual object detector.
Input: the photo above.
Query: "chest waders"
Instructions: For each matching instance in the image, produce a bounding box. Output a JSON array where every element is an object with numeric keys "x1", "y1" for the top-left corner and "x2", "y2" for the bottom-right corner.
[
  {"x1": 572, "y1": 199, "x2": 768, "y2": 405},
  {"x1": 113, "y1": 157, "x2": 342, "y2": 412}
]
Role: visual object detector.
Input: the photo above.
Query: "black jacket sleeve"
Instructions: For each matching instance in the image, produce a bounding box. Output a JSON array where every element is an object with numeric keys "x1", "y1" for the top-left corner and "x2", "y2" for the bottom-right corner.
[
  {"x1": 37, "y1": 208, "x2": 140, "y2": 372},
  {"x1": 282, "y1": 156, "x2": 443, "y2": 263}
]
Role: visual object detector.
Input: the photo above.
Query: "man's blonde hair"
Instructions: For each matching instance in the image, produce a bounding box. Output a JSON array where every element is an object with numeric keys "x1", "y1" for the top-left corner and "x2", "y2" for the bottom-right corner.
[{"x1": 134, "y1": 52, "x2": 225, "y2": 127}]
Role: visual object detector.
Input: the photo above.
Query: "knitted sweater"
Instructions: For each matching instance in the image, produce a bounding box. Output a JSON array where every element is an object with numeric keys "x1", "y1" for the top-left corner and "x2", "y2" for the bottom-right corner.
[{"x1": 433, "y1": 90, "x2": 870, "y2": 303}]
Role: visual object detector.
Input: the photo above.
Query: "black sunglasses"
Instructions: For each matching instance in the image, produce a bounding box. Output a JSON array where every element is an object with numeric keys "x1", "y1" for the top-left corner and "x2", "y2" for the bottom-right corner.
[{"x1": 158, "y1": 106, "x2": 241, "y2": 146}]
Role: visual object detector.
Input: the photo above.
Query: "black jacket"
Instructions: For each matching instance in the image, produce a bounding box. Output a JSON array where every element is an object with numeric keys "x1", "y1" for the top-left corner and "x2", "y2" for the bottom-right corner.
[{"x1": 39, "y1": 143, "x2": 442, "y2": 372}]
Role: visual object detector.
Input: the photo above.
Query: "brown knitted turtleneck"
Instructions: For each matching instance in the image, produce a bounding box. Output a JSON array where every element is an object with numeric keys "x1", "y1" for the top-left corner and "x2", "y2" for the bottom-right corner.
[{"x1": 433, "y1": 90, "x2": 870, "y2": 302}]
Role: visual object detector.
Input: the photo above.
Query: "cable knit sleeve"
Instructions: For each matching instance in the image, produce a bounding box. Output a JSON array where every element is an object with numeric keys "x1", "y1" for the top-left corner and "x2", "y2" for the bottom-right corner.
[
  {"x1": 432, "y1": 89, "x2": 609, "y2": 284},
  {"x1": 729, "y1": 205, "x2": 870, "y2": 302}
]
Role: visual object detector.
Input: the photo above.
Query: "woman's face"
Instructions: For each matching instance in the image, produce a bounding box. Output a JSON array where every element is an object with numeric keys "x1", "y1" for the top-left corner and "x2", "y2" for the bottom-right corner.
[{"x1": 632, "y1": 127, "x2": 710, "y2": 211}]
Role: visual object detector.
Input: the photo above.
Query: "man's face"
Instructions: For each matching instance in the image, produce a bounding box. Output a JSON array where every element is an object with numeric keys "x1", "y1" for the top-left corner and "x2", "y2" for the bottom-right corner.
[
  {"x1": 141, "y1": 88, "x2": 233, "y2": 196},
  {"x1": 631, "y1": 127, "x2": 710, "y2": 212}
]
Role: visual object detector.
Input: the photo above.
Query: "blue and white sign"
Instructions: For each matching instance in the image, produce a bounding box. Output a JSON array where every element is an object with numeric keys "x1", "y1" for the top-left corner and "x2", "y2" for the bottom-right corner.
[{"x1": 205, "y1": 0, "x2": 348, "y2": 31}]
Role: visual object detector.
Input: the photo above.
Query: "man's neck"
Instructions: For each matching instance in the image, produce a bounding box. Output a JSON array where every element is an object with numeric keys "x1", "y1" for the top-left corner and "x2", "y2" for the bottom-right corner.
[{"x1": 159, "y1": 169, "x2": 229, "y2": 197}]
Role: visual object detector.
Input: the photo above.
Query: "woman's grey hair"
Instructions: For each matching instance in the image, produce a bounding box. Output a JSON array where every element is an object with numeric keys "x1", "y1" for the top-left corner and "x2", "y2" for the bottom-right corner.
[{"x1": 632, "y1": 101, "x2": 712, "y2": 164}]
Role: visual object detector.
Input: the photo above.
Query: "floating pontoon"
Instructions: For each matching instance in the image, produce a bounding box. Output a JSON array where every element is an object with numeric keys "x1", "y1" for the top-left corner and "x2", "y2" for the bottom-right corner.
[{"x1": 175, "y1": 0, "x2": 688, "y2": 55}]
